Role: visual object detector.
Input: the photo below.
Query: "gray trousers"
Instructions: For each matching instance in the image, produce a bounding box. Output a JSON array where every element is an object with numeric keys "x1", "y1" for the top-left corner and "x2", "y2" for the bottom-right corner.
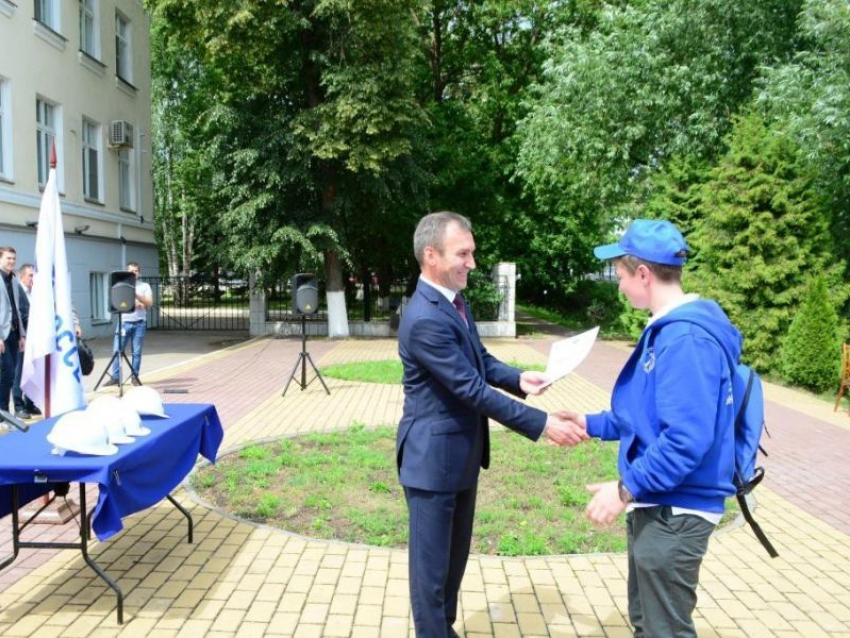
[{"x1": 627, "y1": 506, "x2": 714, "y2": 638}]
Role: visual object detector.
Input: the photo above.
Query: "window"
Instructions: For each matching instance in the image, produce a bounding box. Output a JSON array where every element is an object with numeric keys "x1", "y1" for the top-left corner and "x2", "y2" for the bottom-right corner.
[
  {"x1": 36, "y1": 98, "x2": 56, "y2": 187},
  {"x1": 79, "y1": 0, "x2": 98, "y2": 58},
  {"x1": 118, "y1": 147, "x2": 135, "y2": 211},
  {"x1": 115, "y1": 12, "x2": 131, "y2": 82},
  {"x1": 0, "y1": 79, "x2": 10, "y2": 180},
  {"x1": 34, "y1": 0, "x2": 59, "y2": 31},
  {"x1": 82, "y1": 118, "x2": 101, "y2": 201},
  {"x1": 89, "y1": 272, "x2": 109, "y2": 321}
]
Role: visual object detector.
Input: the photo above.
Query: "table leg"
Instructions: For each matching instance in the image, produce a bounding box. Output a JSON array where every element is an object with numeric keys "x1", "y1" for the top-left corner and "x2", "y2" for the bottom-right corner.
[
  {"x1": 0, "y1": 485, "x2": 21, "y2": 571},
  {"x1": 78, "y1": 484, "x2": 124, "y2": 624},
  {"x1": 2, "y1": 483, "x2": 125, "y2": 624},
  {"x1": 166, "y1": 494, "x2": 193, "y2": 544}
]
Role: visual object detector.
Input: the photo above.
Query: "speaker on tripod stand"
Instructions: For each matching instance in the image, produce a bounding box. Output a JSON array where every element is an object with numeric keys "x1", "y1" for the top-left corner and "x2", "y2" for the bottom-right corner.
[
  {"x1": 282, "y1": 273, "x2": 330, "y2": 396},
  {"x1": 94, "y1": 271, "x2": 142, "y2": 395}
]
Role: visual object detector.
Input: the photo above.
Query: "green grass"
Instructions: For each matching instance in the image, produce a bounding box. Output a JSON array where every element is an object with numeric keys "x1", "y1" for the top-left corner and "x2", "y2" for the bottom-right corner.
[
  {"x1": 194, "y1": 424, "x2": 633, "y2": 555},
  {"x1": 321, "y1": 359, "x2": 545, "y2": 384},
  {"x1": 321, "y1": 360, "x2": 403, "y2": 384}
]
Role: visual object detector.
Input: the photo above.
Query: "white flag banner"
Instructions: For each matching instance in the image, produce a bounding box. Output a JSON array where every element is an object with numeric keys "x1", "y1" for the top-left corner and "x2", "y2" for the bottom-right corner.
[{"x1": 21, "y1": 166, "x2": 87, "y2": 416}]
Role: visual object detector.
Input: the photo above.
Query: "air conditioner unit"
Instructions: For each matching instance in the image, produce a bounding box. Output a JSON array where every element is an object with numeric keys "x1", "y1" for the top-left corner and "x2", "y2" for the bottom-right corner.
[{"x1": 109, "y1": 120, "x2": 134, "y2": 148}]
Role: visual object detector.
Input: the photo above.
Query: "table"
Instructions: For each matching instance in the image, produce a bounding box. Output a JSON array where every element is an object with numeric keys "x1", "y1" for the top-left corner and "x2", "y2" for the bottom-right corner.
[{"x1": 0, "y1": 403, "x2": 223, "y2": 623}]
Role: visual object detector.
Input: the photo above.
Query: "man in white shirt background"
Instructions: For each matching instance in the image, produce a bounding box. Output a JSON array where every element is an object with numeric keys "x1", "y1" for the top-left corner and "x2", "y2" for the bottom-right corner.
[{"x1": 104, "y1": 262, "x2": 153, "y2": 386}]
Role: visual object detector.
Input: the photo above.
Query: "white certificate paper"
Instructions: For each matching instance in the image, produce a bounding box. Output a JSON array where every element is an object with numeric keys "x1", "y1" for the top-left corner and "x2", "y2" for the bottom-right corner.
[{"x1": 542, "y1": 326, "x2": 600, "y2": 388}]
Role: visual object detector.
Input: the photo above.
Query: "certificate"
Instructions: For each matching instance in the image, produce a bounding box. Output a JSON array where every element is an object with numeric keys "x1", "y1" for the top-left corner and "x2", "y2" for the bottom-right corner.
[{"x1": 541, "y1": 326, "x2": 600, "y2": 388}]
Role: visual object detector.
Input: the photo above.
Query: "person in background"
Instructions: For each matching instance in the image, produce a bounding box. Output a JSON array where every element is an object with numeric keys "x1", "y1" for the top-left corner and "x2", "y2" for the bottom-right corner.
[
  {"x1": 12, "y1": 263, "x2": 39, "y2": 418},
  {"x1": 0, "y1": 247, "x2": 26, "y2": 416},
  {"x1": 103, "y1": 262, "x2": 152, "y2": 386}
]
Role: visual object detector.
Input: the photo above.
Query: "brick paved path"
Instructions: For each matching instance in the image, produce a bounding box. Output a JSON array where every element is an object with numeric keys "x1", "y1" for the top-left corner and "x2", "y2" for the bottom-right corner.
[{"x1": 0, "y1": 330, "x2": 849, "y2": 637}]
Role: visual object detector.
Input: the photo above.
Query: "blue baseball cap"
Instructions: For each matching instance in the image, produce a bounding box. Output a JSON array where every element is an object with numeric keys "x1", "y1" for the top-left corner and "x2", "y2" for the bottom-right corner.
[{"x1": 593, "y1": 219, "x2": 689, "y2": 266}]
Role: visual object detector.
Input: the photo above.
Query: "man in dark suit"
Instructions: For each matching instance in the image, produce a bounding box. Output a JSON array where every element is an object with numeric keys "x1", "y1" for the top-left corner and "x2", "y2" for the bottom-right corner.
[{"x1": 397, "y1": 212, "x2": 587, "y2": 637}]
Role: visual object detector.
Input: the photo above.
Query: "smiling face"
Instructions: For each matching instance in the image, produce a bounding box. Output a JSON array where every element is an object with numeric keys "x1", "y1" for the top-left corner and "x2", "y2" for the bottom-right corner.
[
  {"x1": 0, "y1": 250, "x2": 16, "y2": 274},
  {"x1": 423, "y1": 221, "x2": 476, "y2": 292}
]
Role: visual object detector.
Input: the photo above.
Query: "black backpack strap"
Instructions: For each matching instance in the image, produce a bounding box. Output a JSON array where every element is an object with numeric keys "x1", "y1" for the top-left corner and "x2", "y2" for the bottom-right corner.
[{"x1": 736, "y1": 490, "x2": 779, "y2": 558}]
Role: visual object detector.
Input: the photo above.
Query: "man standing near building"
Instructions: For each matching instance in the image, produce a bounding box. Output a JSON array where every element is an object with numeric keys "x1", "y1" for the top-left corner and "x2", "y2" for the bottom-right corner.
[
  {"x1": 12, "y1": 263, "x2": 39, "y2": 418},
  {"x1": 397, "y1": 212, "x2": 587, "y2": 637},
  {"x1": 104, "y1": 261, "x2": 152, "y2": 386},
  {"x1": 0, "y1": 247, "x2": 27, "y2": 415}
]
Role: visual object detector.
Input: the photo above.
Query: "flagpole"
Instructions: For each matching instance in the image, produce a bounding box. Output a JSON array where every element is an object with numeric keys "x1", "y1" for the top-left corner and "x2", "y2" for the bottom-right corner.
[{"x1": 43, "y1": 143, "x2": 57, "y2": 419}]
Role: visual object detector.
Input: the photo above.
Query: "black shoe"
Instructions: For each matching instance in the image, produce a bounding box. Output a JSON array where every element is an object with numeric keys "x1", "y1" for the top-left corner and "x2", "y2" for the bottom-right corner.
[
  {"x1": 447, "y1": 628, "x2": 461, "y2": 638},
  {"x1": 15, "y1": 410, "x2": 32, "y2": 420},
  {"x1": 131, "y1": 376, "x2": 142, "y2": 386},
  {"x1": 28, "y1": 406, "x2": 41, "y2": 416},
  {"x1": 101, "y1": 376, "x2": 119, "y2": 387}
]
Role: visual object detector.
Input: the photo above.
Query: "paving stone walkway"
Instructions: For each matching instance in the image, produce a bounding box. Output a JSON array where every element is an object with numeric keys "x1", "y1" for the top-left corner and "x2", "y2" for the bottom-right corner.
[{"x1": 1, "y1": 327, "x2": 849, "y2": 637}]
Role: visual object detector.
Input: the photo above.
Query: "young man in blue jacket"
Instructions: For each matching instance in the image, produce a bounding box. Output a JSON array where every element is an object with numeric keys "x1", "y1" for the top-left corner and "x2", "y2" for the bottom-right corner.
[{"x1": 563, "y1": 219, "x2": 742, "y2": 638}]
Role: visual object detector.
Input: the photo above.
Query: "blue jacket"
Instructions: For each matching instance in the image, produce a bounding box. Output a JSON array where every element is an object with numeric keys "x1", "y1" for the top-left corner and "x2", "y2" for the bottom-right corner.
[
  {"x1": 397, "y1": 278, "x2": 547, "y2": 492},
  {"x1": 586, "y1": 299, "x2": 742, "y2": 513}
]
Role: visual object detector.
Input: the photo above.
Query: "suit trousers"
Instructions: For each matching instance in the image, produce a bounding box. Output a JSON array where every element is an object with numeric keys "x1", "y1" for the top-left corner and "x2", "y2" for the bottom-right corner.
[
  {"x1": 0, "y1": 330, "x2": 19, "y2": 412},
  {"x1": 404, "y1": 485, "x2": 477, "y2": 638},
  {"x1": 627, "y1": 506, "x2": 714, "y2": 638}
]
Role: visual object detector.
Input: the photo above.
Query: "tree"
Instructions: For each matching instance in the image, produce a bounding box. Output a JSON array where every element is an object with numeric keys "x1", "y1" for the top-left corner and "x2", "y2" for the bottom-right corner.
[
  {"x1": 148, "y1": 0, "x2": 426, "y2": 336},
  {"x1": 780, "y1": 275, "x2": 841, "y2": 392},
  {"x1": 690, "y1": 110, "x2": 843, "y2": 373},
  {"x1": 515, "y1": 0, "x2": 801, "y2": 293},
  {"x1": 759, "y1": 0, "x2": 850, "y2": 267}
]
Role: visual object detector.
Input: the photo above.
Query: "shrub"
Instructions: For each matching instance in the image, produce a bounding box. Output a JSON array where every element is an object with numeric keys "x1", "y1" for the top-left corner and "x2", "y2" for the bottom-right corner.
[
  {"x1": 464, "y1": 270, "x2": 504, "y2": 321},
  {"x1": 780, "y1": 275, "x2": 840, "y2": 393}
]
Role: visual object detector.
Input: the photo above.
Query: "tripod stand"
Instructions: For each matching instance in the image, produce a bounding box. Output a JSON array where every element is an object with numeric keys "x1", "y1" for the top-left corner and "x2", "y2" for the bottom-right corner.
[
  {"x1": 282, "y1": 314, "x2": 330, "y2": 397},
  {"x1": 94, "y1": 313, "x2": 141, "y2": 396}
]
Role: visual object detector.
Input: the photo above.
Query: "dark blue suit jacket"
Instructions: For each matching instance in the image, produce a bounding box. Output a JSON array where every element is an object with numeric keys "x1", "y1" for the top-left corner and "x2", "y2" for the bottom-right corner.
[{"x1": 397, "y1": 278, "x2": 546, "y2": 492}]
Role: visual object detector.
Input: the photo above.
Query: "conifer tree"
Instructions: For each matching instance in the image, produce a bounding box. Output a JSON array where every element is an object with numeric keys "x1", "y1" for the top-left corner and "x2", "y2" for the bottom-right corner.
[
  {"x1": 690, "y1": 110, "x2": 843, "y2": 373},
  {"x1": 780, "y1": 275, "x2": 841, "y2": 392}
]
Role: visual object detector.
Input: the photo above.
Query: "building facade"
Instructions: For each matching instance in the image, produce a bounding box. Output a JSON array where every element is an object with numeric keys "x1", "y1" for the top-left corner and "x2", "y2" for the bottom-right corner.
[{"x1": 0, "y1": 0, "x2": 156, "y2": 337}]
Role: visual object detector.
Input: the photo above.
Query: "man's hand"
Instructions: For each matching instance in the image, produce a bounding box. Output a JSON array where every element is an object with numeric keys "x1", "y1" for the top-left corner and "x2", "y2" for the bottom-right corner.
[
  {"x1": 0, "y1": 340, "x2": 5, "y2": 354},
  {"x1": 520, "y1": 370, "x2": 550, "y2": 396},
  {"x1": 543, "y1": 413, "x2": 589, "y2": 447},
  {"x1": 19, "y1": 336, "x2": 25, "y2": 350},
  {"x1": 554, "y1": 410, "x2": 587, "y2": 430},
  {"x1": 585, "y1": 481, "x2": 627, "y2": 526}
]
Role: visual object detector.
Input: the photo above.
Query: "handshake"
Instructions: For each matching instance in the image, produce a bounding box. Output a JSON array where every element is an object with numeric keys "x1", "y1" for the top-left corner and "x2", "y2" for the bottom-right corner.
[
  {"x1": 519, "y1": 371, "x2": 590, "y2": 447},
  {"x1": 543, "y1": 411, "x2": 589, "y2": 447}
]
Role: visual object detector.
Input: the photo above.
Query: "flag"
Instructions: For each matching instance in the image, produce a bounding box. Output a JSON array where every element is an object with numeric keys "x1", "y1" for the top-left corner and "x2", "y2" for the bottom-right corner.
[{"x1": 21, "y1": 164, "x2": 87, "y2": 416}]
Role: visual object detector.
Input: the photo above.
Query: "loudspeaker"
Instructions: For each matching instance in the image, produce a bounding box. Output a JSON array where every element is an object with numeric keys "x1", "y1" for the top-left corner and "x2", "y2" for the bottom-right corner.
[
  {"x1": 292, "y1": 273, "x2": 319, "y2": 315},
  {"x1": 109, "y1": 271, "x2": 136, "y2": 313}
]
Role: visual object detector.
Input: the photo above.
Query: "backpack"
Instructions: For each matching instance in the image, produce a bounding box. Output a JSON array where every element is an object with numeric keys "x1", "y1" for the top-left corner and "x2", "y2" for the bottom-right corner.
[
  {"x1": 648, "y1": 323, "x2": 778, "y2": 557},
  {"x1": 729, "y1": 363, "x2": 778, "y2": 557}
]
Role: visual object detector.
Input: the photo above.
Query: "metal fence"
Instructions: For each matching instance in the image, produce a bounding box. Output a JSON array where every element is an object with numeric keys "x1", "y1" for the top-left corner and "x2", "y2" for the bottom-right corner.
[
  {"x1": 144, "y1": 275, "x2": 250, "y2": 331},
  {"x1": 144, "y1": 270, "x2": 508, "y2": 332}
]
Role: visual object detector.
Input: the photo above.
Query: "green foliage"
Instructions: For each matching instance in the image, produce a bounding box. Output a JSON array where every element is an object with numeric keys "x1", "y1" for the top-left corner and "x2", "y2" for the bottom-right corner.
[
  {"x1": 515, "y1": 0, "x2": 801, "y2": 291},
  {"x1": 759, "y1": 0, "x2": 850, "y2": 266},
  {"x1": 780, "y1": 275, "x2": 841, "y2": 392},
  {"x1": 148, "y1": 0, "x2": 428, "y2": 291},
  {"x1": 464, "y1": 269, "x2": 505, "y2": 321},
  {"x1": 614, "y1": 296, "x2": 651, "y2": 342},
  {"x1": 690, "y1": 110, "x2": 845, "y2": 373}
]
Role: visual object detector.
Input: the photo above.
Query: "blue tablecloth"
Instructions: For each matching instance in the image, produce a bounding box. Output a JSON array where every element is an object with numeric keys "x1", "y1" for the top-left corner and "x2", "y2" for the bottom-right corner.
[{"x1": 0, "y1": 403, "x2": 223, "y2": 541}]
